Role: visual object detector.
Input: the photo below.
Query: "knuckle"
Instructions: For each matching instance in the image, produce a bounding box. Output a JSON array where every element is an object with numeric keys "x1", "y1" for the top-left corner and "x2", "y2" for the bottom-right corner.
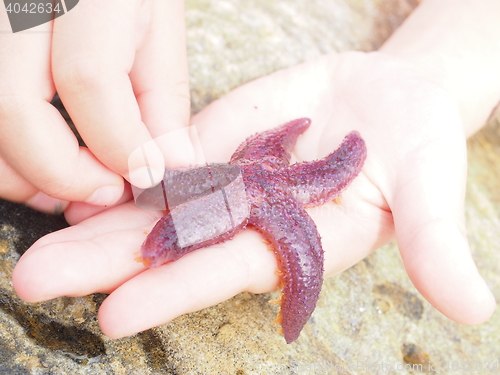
[
  {"x1": 175, "y1": 80, "x2": 191, "y2": 104},
  {"x1": 36, "y1": 165, "x2": 79, "y2": 199},
  {"x1": 39, "y1": 177, "x2": 75, "y2": 198}
]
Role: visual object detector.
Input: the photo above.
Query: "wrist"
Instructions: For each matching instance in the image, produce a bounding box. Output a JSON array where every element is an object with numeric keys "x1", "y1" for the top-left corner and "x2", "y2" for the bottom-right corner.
[{"x1": 380, "y1": 0, "x2": 500, "y2": 137}]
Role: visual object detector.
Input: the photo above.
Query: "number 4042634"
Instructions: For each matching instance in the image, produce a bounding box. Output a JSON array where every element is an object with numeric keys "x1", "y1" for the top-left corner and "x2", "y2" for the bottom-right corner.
[{"x1": 5, "y1": 2, "x2": 62, "y2": 14}]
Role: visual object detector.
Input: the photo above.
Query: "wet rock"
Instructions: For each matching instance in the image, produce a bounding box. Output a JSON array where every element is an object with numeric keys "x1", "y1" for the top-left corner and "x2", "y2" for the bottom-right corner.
[
  {"x1": 373, "y1": 281, "x2": 424, "y2": 321},
  {"x1": 401, "y1": 343, "x2": 431, "y2": 371}
]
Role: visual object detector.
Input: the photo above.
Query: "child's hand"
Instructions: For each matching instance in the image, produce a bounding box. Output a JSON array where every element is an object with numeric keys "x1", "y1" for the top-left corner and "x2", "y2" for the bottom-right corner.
[
  {"x1": 0, "y1": 0, "x2": 190, "y2": 213},
  {"x1": 12, "y1": 52, "x2": 496, "y2": 338}
]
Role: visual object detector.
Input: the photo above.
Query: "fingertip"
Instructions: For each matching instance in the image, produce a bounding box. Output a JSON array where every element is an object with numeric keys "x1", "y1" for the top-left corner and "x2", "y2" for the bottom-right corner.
[
  {"x1": 399, "y1": 221, "x2": 496, "y2": 326},
  {"x1": 97, "y1": 280, "x2": 150, "y2": 340},
  {"x1": 12, "y1": 240, "x2": 98, "y2": 303},
  {"x1": 12, "y1": 241, "x2": 83, "y2": 303},
  {"x1": 454, "y1": 281, "x2": 496, "y2": 325},
  {"x1": 97, "y1": 302, "x2": 115, "y2": 338},
  {"x1": 97, "y1": 299, "x2": 130, "y2": 340},
  {"x1": 126, "y1": 167, "x2": 164, "y2": 190},
  {"x1": 12, "y1": 250, "x2": 49, "y2": 303},
  {"x1": 126, "y1": 140, "x2": 165, "y2": 189},
  {"x1": 155, "y1": 126, "x2": 200, "y2": 169},
  {"x1": 440, "y1": 276, "x2": 496, "y2": 325},
  {"x1": 84, "y1": 185, "x2": 124, "y2": 206}
]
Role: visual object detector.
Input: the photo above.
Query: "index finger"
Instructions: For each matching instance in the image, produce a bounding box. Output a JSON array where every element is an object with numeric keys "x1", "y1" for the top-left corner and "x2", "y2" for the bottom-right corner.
[{"x1": 52, "y1": 0, "x2": 190, "y2": 189}]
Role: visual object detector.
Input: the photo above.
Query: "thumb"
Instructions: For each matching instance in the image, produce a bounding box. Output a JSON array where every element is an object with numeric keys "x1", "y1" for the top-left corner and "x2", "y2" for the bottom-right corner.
[{"x1": 391, "y1": 129, "x2": 495, "y2": 324}]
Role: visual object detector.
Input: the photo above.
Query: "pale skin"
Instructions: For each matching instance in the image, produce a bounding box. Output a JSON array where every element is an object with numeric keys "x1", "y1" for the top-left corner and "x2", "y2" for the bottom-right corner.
[
  {"x1": 0, "y1": 0, "x2": 191, "y2": 212},
  {"x1": 7, "y1": 0, "x2": 500, "y2": 339}
]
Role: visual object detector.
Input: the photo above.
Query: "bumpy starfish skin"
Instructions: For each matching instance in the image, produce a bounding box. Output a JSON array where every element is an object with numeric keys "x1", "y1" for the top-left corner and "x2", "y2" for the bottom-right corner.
[{"x1": 141, "y1": 118, "x2": 367, "y2": 343}]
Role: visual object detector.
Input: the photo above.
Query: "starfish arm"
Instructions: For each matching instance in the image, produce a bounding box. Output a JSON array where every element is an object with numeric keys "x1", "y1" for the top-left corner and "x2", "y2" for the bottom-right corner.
[
  {"x1": 249, "y1": 196, "x2": 324, "y2": 344},
  {"x1": 230, "y1": 118, "x2": 311, "y2": 166},
  {"x1": 141, "y1": 211, "x2": 248, "y2": 267},
  {"x1": 287, "y1": 131, "x2": 367, "y2": 207}
]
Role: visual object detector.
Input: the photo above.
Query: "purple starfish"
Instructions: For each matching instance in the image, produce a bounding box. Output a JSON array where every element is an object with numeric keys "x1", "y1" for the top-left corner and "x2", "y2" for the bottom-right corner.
[{"x1": 140, "y1": 118, "x2": 367, "y2": 343}]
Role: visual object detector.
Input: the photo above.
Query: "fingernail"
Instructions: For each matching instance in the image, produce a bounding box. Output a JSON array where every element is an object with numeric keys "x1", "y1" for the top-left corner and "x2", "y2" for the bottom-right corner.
[
  {"x1": 128, "y1": 166, "x2": 164, "y2": 189},
  {"x1": 155, "y1": 127, "x2": 201, "y2": 169},
  {"x1": 85, "y1": 185, "x2": 122, "y2": 206},
  {"x1": 128, "y1": 140, "x2": 165, "y2": 189},
  {"x1": 26, "y1": 192, "x2": 69, "y2": 214}
]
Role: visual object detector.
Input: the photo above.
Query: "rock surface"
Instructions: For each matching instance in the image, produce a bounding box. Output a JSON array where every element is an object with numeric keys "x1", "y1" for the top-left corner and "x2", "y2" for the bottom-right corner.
[{"x1": 2, "y1": 0, "x2": 500, "y2": 374}]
